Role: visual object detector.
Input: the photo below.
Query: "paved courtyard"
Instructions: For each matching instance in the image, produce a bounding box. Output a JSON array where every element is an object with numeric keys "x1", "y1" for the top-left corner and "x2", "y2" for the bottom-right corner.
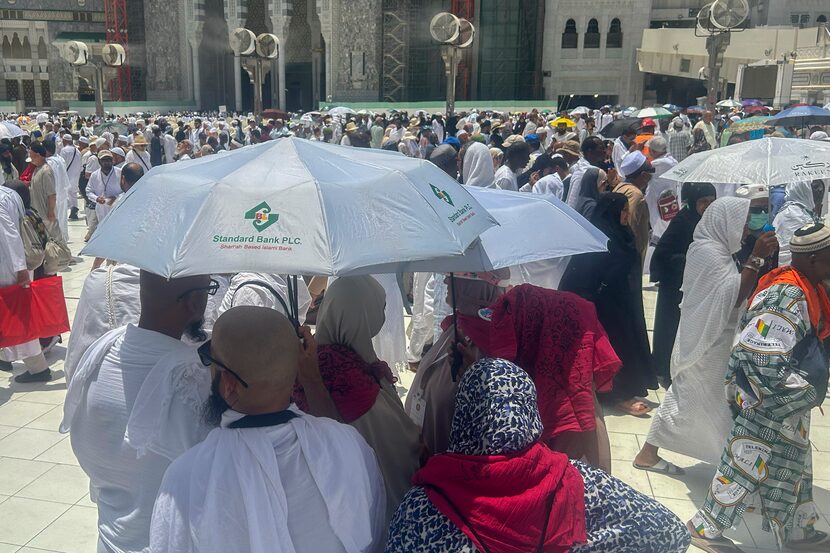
[{"x1": 0, "y1": 217, "x2": 828, "y2": 552}]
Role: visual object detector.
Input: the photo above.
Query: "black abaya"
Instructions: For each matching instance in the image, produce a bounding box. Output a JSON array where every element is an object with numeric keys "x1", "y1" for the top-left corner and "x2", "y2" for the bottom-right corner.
[{"x1": 559, "y1": 193, "x2": 656, "y2": 402}]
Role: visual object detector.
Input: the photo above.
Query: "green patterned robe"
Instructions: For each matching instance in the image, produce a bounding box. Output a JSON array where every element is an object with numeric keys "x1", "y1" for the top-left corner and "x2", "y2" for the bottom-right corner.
[{"x1": 692, "y1": 282, "x2": 821, "y2": 548}]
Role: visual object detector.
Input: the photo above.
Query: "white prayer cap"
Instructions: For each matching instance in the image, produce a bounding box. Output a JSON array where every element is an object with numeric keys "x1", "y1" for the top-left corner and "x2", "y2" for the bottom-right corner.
[
  {"x1": 111, "y1": 147, "x2": 126, "y2": 157},
  {"x1": 810, "y1": 131, "x2": 829, "y2": 141},
  {"x1": 730, "y1": 115, "x2": 741, "y2": 122},
  {"x1": 457, "y1": 129, "x2": 469, "y2": 138},
  {"x1": 62, "y1": 133, "x2": 73, "y2": 141},
  {"x1": 118, "y1": 135, "x2": 129, "y2": 143},
  {"x1": 79, "y1": 136, "x2": 90, "y2": 145},
  {"x1": 791, "y1": 223, "x2": 830, "y2": 254},
  {"x1": 620, "y1": 150, "x2": 648, "y2": 176},
  {"x1": 95, "y1": 137, "x2": 107, "y2": 148}
]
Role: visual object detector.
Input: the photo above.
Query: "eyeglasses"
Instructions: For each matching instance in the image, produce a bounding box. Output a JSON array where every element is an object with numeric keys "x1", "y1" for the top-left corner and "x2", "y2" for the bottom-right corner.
[
  {"x1": 177, "y1": 278, "x2": 220, "y2": 302},
  {"x1": 197, "y1": 340, "x2": 249, "y2": 388}
]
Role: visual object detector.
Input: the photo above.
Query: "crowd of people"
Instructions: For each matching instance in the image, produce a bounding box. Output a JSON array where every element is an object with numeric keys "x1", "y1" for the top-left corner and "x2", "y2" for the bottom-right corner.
[{"x1": 1, "y1": 101, "x2": 830, "y2": 552}]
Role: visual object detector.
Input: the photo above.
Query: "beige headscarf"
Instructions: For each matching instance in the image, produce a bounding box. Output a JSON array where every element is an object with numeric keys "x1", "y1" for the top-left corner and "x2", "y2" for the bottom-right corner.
[{"x1": 314, "y1": 276, "x2": 386, "y2": 363}]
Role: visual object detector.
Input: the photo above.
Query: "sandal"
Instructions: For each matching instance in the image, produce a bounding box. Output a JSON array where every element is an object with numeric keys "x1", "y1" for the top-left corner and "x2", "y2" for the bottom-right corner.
[
  {"x1": 787, "y1": 530, "x2": 830, "y2": 551},
  {"x1": 633, "y1": 458, "x2": 686, "y2": 476},
  {"x1": 690, "y1": 534, "x2": 746, "y2": 553},
  {"x1": 615, "y1": 399, "x2": 653, "y2": 417}
]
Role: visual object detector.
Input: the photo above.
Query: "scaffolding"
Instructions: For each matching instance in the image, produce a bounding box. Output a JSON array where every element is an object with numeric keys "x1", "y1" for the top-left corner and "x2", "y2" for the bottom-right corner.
[
  {"x1": 103, "y1": 0, "x2": 131, "y2": 100},
  {"x1": 381, "y1": 0, "x2": 408, "y2": 102}
]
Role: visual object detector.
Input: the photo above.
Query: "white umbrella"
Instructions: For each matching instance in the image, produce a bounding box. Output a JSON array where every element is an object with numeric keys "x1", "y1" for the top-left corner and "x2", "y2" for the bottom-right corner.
[
  {"x1": 81, "y1": 138, "x2": 498, "y2": 278},
  {"x1": 364, "y1": 188, "x2": 608, "y2": 273},
  {"x1": 662, "y1": 137, "x2": 830, "y2": 186},
  {"x1": 716, "y1": 98, "x2": 742, "y2": 109},
  {"x1": 327, "y1": 106, "x2": 355, "y2": 117},
  {"x1": 570, "y1": 106, "x2": 590, "y2": 115},
  {"x1": 631, "y1": 107, "x2": 673, "y2": 119},
  {"x1": 0, "y1": 121, "x2": 25, "y2": 139}
]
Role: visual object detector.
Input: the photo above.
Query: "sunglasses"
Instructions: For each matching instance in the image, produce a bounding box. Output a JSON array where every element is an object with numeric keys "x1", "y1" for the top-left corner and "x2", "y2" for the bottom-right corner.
[
  {"x1": 197, "y1": 340, "x2": 249, "y2": 388},
  {"x1": 177, "y1": 278, "x2": 220, "y2": 302}
]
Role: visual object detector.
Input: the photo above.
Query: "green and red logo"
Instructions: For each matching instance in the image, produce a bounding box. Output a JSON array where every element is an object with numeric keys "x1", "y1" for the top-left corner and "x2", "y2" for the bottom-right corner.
[
  {"x1": 430, "y1": 184, "x2": 454, "y2": 207},
  {"x1": 245, "y1": 201, "x2": 279, "y2": 232}
]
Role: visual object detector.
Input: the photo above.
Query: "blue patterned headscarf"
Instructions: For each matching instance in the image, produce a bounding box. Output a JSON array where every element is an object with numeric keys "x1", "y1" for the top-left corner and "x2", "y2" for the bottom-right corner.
[{"x1": 448, "y1": 358, "x2": 543, "y2": 456}]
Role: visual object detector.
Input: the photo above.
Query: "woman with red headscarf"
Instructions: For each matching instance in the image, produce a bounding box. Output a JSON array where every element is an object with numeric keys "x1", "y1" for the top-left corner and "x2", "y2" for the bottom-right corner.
[
  {"x1": 387, "y1": 358, "x2": 691, "y2": 553},
  {"x1": 484, "y1": 283, "x2": 621, "y2": 471}
]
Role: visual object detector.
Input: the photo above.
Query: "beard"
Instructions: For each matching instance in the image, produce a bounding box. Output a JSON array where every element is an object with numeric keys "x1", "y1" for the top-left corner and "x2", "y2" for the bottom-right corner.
[
  {"x1": 202, "y1": 373, "x2": 229, "y2": 427},
  {"x1": 1, "y1": 158, "x2": 11, "y2": 173},
  {"x1": 184, "y1": 319, "x2": 206, "y2": 343}
]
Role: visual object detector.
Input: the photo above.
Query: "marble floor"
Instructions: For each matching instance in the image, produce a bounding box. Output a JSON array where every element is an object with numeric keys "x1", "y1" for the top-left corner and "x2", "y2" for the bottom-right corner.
[{"x1": 0, "y1": 217, "x2": 827, "y2": 552}]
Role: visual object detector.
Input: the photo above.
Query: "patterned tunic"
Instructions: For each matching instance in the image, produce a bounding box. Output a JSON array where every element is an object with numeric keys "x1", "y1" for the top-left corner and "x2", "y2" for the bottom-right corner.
[{"x1": 693, "y1": 283, "x2": 820, "y2": 547}]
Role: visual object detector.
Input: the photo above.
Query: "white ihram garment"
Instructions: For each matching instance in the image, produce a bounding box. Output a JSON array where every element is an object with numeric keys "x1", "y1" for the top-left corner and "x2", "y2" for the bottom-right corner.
[
  {"x1": 0, "y1": 187, "x2": 41, "y2": 362},
  {"x1": 62, "y1": 325, "x2": 211, "y2": 553},
  {"x1": 45, "y1": 156, "x2": 70, "y2": 241},
  {"x1": 60, "y1": 145, "x2": 82, "y2": 208},
  {"x1": 86, "y1": 167, "x2": 123, "y2": 223},
  {"x1": 64, "y1": 264, "x2": 141, "y2": 384},
  {"x1": 406, "y1": 272, "x2": 435, "y2": 364},
  {"x1": 125, "y1": 149, "x2": 152, "y2": 173},
  {"x1": 646, "y1": 197, "x2": 749, "y2": 465},
  {"x1": 217, "y1": 272, "x2": 311, "y2": 324},
  {"x1": 150, "y1": 407, "x2": 386, "y2": 553}
]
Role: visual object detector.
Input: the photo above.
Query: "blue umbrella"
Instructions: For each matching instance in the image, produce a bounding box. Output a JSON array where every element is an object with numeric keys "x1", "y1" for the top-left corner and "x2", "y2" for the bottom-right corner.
[{"x1": 769, "y1": 105, "x2": 830, "y2": 130}]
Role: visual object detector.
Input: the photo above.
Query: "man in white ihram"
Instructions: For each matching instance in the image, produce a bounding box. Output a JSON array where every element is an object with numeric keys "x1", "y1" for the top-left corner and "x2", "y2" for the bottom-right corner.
[
  {"x1": 61, "y1": 271, "x2": 216, "y2": 553},
  {"x1": 150, "y1": 306, "x2": 386, "y2": 553}
]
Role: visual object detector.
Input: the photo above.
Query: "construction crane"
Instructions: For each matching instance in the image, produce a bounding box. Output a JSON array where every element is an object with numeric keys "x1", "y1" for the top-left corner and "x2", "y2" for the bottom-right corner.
[{"x1": 103, "y1": 0, "x2": 131, "y2": 101}]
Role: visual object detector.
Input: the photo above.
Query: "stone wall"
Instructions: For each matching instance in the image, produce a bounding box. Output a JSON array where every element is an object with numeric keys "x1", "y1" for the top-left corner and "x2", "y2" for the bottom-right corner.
[
  {"x1": 542, "y1": 0, "x2": 652, "y2": 106},
  {"x1": 330, "y1": 0, "x2": 381, "y2": 102},
  {"x1": 144, "y1": 0, "x2": 188, "y2": 100}
]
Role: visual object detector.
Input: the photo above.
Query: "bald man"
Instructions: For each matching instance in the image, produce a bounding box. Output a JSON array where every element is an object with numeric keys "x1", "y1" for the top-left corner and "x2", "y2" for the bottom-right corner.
[
  {"x1": 150, "y1": 307, "x2": 386, "y2": 553},
  {"x1": 62, "y1": 271, "x2": 215, "y2": 553}
]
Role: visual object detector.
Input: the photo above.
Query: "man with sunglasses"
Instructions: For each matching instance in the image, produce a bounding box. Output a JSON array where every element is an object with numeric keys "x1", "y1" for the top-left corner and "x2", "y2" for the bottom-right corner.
[
  {"x1": 62, "y1": 270, "x2": 217, "y2": 553},
  {"x1": 151, "y1": 306, "x2": 386, "y2": 553}
]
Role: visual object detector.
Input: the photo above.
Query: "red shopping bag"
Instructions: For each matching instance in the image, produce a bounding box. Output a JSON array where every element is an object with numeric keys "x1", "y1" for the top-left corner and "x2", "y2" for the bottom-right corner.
[{"x1": 0, "y1": 276, "x2": 70, "y2": 348}]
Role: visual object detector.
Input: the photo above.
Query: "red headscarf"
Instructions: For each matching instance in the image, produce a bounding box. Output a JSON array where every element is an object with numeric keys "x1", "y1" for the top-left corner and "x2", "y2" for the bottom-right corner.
[
  {"x1": 292, "y1": 344, "x2": 396, "y2": 423},
  {"x1": 414, "y1": 444, "x2": 586, "y2": 553},
  {"x1": 485, "y1": 284, "x2": 621, "y2": 438}
]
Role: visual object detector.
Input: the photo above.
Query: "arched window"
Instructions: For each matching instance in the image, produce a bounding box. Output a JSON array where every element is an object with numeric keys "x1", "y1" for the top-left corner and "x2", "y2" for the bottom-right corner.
[
  {"x1": 10, "y1": 33, "x2": 24, "y2": 58},
  {"x1": 562, "y1": 19, "x2": 578, "y2": 49},
  {"x1": 1, "y1": 36, "x2": 11, "y2": 59},
  {"x1": 607, "y1": 18, "x2": 623, "y2": 48},
  {"x1": 585, "y1": 18, "x2": 600, "y2": 48},
  {"x1": 819, "y1": 15, "x2": 828, "y2": 24},
  {"x1": 37, "y1": 36, "x2": 47, "y2": 59},
  {"x1": 21, "y1": 35, "x2": 31, "y2": 58}
]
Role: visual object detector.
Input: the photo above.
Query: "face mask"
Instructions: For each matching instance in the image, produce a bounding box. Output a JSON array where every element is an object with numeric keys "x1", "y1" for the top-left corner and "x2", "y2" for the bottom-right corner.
[{"x1": 748, "y1": 212, "x2": 768, "y2": 231}]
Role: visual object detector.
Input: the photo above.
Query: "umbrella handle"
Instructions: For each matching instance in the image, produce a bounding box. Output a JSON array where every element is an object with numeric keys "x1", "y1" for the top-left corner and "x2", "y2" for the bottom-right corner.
[{"x1": 449, "y1": 272, "x2": 462, "y2": 382}]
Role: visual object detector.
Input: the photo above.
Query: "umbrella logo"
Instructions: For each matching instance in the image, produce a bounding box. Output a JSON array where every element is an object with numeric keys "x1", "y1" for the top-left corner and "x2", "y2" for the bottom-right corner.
[
  {"x1": 244, "y1": 201, "x2": 279, "y2": 232},
  {"x1": 430, "y1": 184, "x2": 455, "y2": 207}
]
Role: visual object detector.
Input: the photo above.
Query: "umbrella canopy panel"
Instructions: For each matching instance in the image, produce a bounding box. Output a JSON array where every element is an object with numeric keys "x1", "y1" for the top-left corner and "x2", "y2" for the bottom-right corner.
[
  {"x1": 362, "y1": 188, "x2": 608, "y2": 274},
  {"x1": 662, "y1": 137, "x2": 830, "y2": 186},
  {"x1": 82, "y1": 138, "x2": 498, "y2": 278}
]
